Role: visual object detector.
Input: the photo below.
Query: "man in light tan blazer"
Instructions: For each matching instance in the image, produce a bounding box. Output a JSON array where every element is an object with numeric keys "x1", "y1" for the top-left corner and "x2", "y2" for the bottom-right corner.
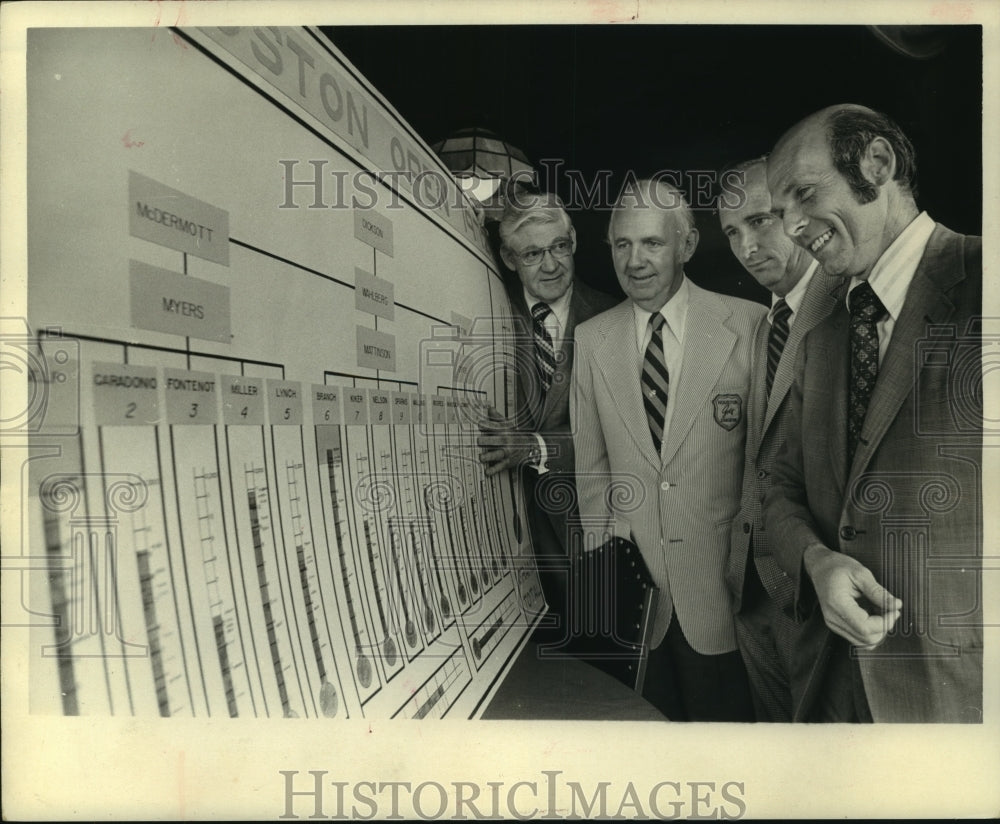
[{"x1": 571, "y1": 179, "x2": 766, "y2": 720}]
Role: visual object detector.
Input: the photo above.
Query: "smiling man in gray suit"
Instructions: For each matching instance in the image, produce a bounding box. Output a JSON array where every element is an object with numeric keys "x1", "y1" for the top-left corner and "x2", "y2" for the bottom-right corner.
[
  {"x1": 571, "y1": 178, "x2": 765, "y2": 720},
  {"x1": 764, "y1": 105, "x2": 983, "y2": 722}
]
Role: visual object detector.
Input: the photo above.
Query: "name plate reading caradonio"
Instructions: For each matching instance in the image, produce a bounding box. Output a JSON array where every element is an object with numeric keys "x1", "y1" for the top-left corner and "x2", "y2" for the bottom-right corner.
[
  {"x1": 267, "y1": 379, "x2": 304, "y2": 425},
  {"x1": 368, "y1": 390, "x2": 392, "y2": 425},
  {"x1": 92, "y1": 362, "x2": 160, "y2": 426},
  {"x1": 312, "y1": 384, "x2": 342, "y2": 425},
  {"x1": 129, "y1": 171, "x2": 230, "y2": 264},
  {"x1": 353, "y1": 209, "x2": 394, "y2": 257},
  {"x1": 221, "y1": 375, "x2": 264, "y2": 425},
  {"x1": 391, "y1": 392, "x2": 411, "y2": 425},
  {"x1": 354, "y1": 268, "x2": 395, "y2": 320},
  {"x1": 130, "y1": 260, "x2": 231, "y2": 343},
  {"x1": 343, "y1": 389, "x2": 369, "y2": 425},
  {"x1": 164, "y1": 368, "x2": 219, "y2": 425},
  {"x1": 356, "y1": 326, "x2": 396, "y2": 372}
]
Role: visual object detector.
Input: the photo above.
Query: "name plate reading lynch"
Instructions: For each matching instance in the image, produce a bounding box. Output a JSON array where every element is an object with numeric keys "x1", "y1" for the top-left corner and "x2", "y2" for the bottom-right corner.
[
  {"x1": 164, "y1": 368, "x2": 219, "y2": 425},
  {"x1": 356, "y1": 326, "x2": 396, "y2": 372},
  {"x1": 130, "y1": 260, "x2": 231, "y2": 343},
  {"x1": 221, "y1": 375, "x2": 264, "y2": 424},
  {"x1": 129, "y1": 171, "x2": 230, "y2": 264},
  {"x1": 92, "y1": 362, "x2": 160, "y2": 426},
  {"x1": 353, "y1": 209, "x2": 394, "y2": 257},
  {"x1": 354, "y1": 268, "x2": 395, "y2": 320},
  {"x1": 266, "y1": 379, "x2": 304, "y2": 425}
]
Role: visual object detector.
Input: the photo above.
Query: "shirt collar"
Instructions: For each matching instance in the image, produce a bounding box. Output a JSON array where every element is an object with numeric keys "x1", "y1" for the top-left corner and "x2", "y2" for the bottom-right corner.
[
  {"x1": 769, "y1": 259, "x2": 819, "y2": 325},
  {"x1": 847, "y1": 211, "x2": 935, "y2": 321},
  {"x1": 633, "y1": 275, "x2": 689, "y2": 346},
  {"x1": 525, "y1": 283, "x2": 573, "y2": 332}
]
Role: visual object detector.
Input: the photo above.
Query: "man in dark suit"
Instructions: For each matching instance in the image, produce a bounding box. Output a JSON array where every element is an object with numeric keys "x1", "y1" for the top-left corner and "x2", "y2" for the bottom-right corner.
[
  {"x1": 719, "y1": 157, "x2": 839, "y2": 721},
  {"x1": 764, "y1": 104, "x2": 983, "y2": 722},
  {"x1": 477, "y1": 192, "x2": 616, "y2": 644}
]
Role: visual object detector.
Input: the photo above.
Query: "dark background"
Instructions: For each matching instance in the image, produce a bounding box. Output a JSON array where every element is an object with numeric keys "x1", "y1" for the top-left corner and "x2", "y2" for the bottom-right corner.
[{"x1": 327, "y1": 25, "x2": 982, "y2": 305}]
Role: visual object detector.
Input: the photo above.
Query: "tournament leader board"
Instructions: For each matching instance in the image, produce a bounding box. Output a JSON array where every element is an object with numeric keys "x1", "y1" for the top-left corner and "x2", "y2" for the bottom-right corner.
[{"x1": 17, "y1": 26, "x2": 546, "y2": 719}]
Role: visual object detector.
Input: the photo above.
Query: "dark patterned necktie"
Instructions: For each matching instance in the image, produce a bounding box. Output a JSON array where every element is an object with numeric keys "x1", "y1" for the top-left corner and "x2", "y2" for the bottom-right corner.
[
  {"x1": 641, "y1": 312, "x2": 669, "y2": 456},
  {"x1": 766, "y1": 298, "x2": 793, "y2": 398},
  {"x1": 847, "y1": 281, "x2": 887, "y2": 464},
  {"x1": 531, "y1": 302, "x2": 557, "y2": 393}
]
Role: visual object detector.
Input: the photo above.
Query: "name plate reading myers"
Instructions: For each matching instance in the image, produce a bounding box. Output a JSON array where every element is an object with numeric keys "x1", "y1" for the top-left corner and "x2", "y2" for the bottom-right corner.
[
  {"x1": 267, "y1": 379, "x2": 304, "y2": 425},
  {"x1": 368, "y1": 389, "x2": 392, "y2": 425},
  {"x1": 356, "y1": 326, "x2": 396, "y2": 372},
  {"x1": 92, "y1": 362, "x2": 160, "y2": 426},
  {"x1": 391, "y1": 392, "x2": 411, "y2": 425},
  {"x1": 129, "y1": 171, "x2": 230, "y2": 265},
  {"x1": 221, "y1": 375, "x2": 265, "y2": 424},
  {"x1": 343, "y1": 389, "x2": 368, "y2": 425},
  {"x1": 312, "y1": 384, "x2": 342, "y2": 425},
  {"x1": 354, "y1": 268, "x2": 395, "y2": 320},
  {"x1": 164, "y1": 368, "x2": 219, "y2": 425},
  {"x1": 130, "y1": 260, "x2": 231, "y2": 343},
  {"x1": 353, "y1": 209, "x2": 394, "y2": 257}
]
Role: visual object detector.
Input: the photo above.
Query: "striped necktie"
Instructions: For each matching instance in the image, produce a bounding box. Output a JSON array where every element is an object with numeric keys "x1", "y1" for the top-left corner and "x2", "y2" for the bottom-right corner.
[
  {"x1": 847, "y1": 281, "x2": 886, "y2": 465},
  {"x1": 531, "y1": 302, "x2": 557, "y2": 393},
  {"x1": 641, "y1": 312, "x2": 669, "y2": 456},
  {"x1": 766, "y1": 298, "x2": 793, "y2": 398}
]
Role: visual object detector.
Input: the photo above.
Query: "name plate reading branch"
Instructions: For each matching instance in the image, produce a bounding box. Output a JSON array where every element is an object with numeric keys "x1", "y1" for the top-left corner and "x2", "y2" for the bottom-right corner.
[
  {"x1": 356, "y1": 326, "x2": 396, "y2": 372},
  {"x1": 129, "y1": 170, "x2": 230, "y2": 264},
  {"x1": 312, "y1": 384, "x2": 342, "y2": 425},
  {"x1": 92, "y1": 362, "x2": 160, "y2": 426},
  {"x1": 354, "y1": 268, "x2": 395, "y2": 320},
  {"x1": 130, "y1": 260, "x2": 231, "y2": 343}
]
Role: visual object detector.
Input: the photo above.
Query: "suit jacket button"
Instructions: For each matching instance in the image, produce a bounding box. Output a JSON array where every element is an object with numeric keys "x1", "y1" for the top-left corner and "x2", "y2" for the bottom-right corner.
[
  {"x1": 742, "y1": 522, "x2": 751, "y2": 534},
  {"x1": 660, "y1": 481, "x2": 671, "y2": 491},
  {"x1": 840, "y1": 525, "x2": 856, "y2": 540},
  {"x1": 756, "y1": 469, "x2": 767, "y2": 479}
]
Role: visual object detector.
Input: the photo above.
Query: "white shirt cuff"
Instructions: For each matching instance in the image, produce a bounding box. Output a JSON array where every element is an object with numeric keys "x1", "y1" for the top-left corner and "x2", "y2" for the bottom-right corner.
[{"x1": 532, "y1": 433, "x2": 549, "y2": 474}]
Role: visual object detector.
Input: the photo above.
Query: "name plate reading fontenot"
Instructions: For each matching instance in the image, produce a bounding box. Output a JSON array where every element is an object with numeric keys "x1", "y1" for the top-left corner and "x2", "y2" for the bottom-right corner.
[
  {"x1": 312, "y1": 384, "x2": 342, "y2": 425},
  {"x1": 92, "y1": 362, "x2": 160, "y2": 426},
  {"x1": 267, "y1": 379, "x2": 303, "y2": 425},
  {"x1": 221, "y1": 375, "x2": 264, "y2": 424},
  {"x1": 353, "y1": 209, "x2": 394, "y2": 257},
  {"x1": 391, "y1": 392, "x2": 411, "y2": 425},
  {"x1": 164, "y1": 368, "x2": 219, "y2": 425},
  {"x1": 368, "y1": 390, "x2": 392, "y2": 425},
  {"x1": 343, "y1": 389, "x2": 368, "y2": 425},
  {"x1": 356, "y1": 326, "x2": 396, "y2": 372},
  {"x1": 354, "y1": 268, "x2": 395, "y2": 320},
  {"x1": 129, "y1": 171, "x2": 230, "y2": 264},
  {"x1": 130, "y1": 260, "x2": 231, "y2": 343}
]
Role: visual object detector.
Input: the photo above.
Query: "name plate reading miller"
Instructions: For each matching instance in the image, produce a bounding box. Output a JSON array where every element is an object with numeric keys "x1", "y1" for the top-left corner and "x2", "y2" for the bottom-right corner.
[
  {"x1": 221, "y1": 375, "x2": 264, "y2": 424},
  {"x1": 92, "y1": 362, "x2": 160, "y2": 426},
  {"x1": 368, "y1": 390, "x2": 392, "y2": 425},
  {"x1": 354, "y1": 268, "x2": 395, "y2": 320},
  {"x1": 353, "y1": 209, "x2": 394, "y2": 257},
  {"x1": 312, "y1": 384, "x2": 342, "y2": 425},
  {"x1": 130, "y1": 260, "x2": 231, "y2": 343},
  {"x1": 356, "y1": 326, "x2": 396, "y2": 372},
  {"x1": 129, "y1": 171, "x2": 230, "y2": 265},
  {"x1": 164, "y1": 368, "x2": 219, "y2": 425},
  {"x1": 267, "y1": 379, "x2": 304, "y2": 425}
]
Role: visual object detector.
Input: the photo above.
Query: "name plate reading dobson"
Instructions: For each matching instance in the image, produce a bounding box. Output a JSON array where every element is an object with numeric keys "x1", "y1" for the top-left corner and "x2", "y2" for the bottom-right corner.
[
  {"x1": 92, "y1": 362, "x2": 160, "y2": 425},
  {"x1": 221, "y1": 375, "x2": 264, "y2": 424},
  {"x1": 368, "y1": 390, "x2": 392, "y2": 425},
  {"x1": 130, "y1": 260, "x2": 231, "y2": 343},
  {"x1": 312, "y1": 384, "x2": 342, "y2": 425},
  {"x1": 356, "y1": 326, "x2": 396, "y2": 372},
  {"x1": 353, "y1": 209, "x2": 394, "y2": 257},
  {"x1": 129, "y1": 171, "x2": 230, "y2": 264},
  {"x1": 164, "y1": 368, "x2": 219, "y2": 425},
  {"x1": 354, "y1": 268, "x2": 395, "y2": 320},
  {"x1": 267, "y1": 379, "x2": 303, "y2": 425}
]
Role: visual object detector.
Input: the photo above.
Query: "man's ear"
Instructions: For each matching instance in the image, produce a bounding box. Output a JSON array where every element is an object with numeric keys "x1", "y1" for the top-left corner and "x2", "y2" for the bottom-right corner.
[
  {"x1": 569, "y1": 226, "x2": 577, "y2": 254},
  {"x1": 499, "y1": 245, "x2": 517, "y2": 271},
  {"x1": 860, "y1": 136, "x2": 897, "y2": 188},
  {"x1": 682, "y1": 227, "x2": 700, "y2": 262}
]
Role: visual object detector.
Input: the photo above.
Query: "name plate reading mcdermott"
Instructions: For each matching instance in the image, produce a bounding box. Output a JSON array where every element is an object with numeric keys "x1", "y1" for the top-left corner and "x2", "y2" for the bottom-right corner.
[
  {"x1": 221, "y1": 375, "x2": 264, "y2": 424},
  {"x1": 353, "y1": 209, "x2": 394, "y2": 257},
  {"x1": 92, "y1": 362, "x2": 160, "y2": 426},
  {"x1": 354, "y1": 268, "x2": 395, "y2": 320},
  {"x1": 356, "y1": 326, "x2": 396, "y2": 372},
  {"x1": 130, "y1": 260, "x2": 231, "y2": 343},
  {"x1": 129, "y1": 170, "x2": 230, "y2": 264}
]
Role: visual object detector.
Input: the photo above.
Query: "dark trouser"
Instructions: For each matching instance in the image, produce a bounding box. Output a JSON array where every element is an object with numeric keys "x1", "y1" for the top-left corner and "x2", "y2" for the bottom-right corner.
[
  {"x1": 641, "y1": 617, "x2": 755, "y2": 722},
  {"x1": 806, "y1": 634, "x2": 873, "y2": 723}
]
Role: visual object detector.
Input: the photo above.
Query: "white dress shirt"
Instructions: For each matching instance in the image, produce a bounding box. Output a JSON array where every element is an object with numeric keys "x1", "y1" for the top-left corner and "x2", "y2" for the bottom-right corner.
[{"x1": 770, "y1": 259, "x2": 819, "y2": 328}]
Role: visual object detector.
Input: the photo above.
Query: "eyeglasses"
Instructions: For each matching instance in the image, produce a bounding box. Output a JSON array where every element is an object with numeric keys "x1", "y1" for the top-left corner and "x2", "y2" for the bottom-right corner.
[{"x1": 511, "y1": 238, "x2": 573, "y2": 266}]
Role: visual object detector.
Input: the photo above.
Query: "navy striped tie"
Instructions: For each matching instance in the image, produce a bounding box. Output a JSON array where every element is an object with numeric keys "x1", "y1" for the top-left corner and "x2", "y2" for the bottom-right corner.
[
  {"x1": 531, "y1": 302, "x2": 557, "y2": 393},
  {"x1": 766, "y1": 299, "x2": 792, "y2": 398},
  {"x1": 642, "y1": 313, "x2": 669, "y2": 456}
]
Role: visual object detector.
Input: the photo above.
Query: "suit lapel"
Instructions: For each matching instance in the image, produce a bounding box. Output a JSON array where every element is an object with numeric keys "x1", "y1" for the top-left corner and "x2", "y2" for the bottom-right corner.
[
  {"x1": 538, "y1": 284, "x2": 587, "y2": 425},
  {"x1": 661, "y1": 284, "x2": 736, "y2": 466},
  {"x1": 822, "y1": 307, "x2": 851, "y2": 493},
  {"x1": 511, "y1": 290, "x2": 544, "y2": 428},
  {"x1": 592, "y1": 301, "x2": 661, "y2": 468}
]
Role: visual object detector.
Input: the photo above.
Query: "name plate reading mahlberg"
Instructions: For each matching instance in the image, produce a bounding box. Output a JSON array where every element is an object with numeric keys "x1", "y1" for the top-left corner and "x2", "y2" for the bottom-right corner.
[
  {"x1": 267, "y1": 380, "x2": 303, "y2": 425},
  {"x1": 312, "y1": 384, "x2": 342, "y2": 425},
  {"x1": 343, "y1": 389, "x2": 368, "y2": 425},
  {"x1": 129, "y1": 171, "x2": 230, "y2": 264},
  {"x1": 391, "y1": 392, "x2": 411, "y2": 425},
  {"x1": 164, "y1": 368, "x2": 219, "y2": 425},
  {"x1": 221, "y1": 375, "x2": 264, "y2": 425},
  {"x1": 130, "y1": 260, "x2": 231, "y2": 343},
  {"x1": 368, "y1": 390, "x2": 392, "y2": 425},
  {"x1": 356, "y1": 326, "x2": 396, "y2": 372},
  {"x1": 354, "y1": 268, "x2": 395, "y2": 320},
  {"x1": 92, "y1": 362, "x2": 160, "y2": 425},
  {"x1": 353, "y1": 209, "x2": 394, "y2": 257}
]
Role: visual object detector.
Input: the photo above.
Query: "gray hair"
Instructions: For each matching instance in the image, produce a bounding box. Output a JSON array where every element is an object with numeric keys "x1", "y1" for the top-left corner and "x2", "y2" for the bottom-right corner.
[
  {"x1": 498, "y1": 191, "x2": 573, "y2": 246},
  {"x1": 608, "y1": 178, "x2": 695, "y2": 241}
]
